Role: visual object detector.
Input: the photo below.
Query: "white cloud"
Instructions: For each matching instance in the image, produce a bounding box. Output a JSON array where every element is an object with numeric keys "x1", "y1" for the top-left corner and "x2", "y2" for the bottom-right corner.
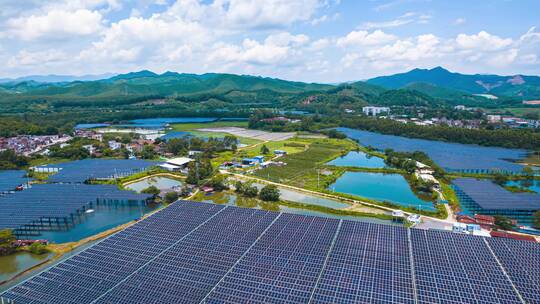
[
  {"x1": 8, "y1": 49, "x2": 68, "y2": 67},
  {"x1": 360, "y1": 12, "x2": 431, "y2": 30},
  {"x1": 455, "y1": 31, "x2": 513, "y2": 51},
  {"x1": 337, "y1": 30, "x2": 397, "y2": 47},
  {"x1": 4, "y1": 9, "x2": 104, "y2": 40},
  {"x1": 311, "y1": 12, "x2": 340, "y2": 26},
  {"x1": 454, "y1": 18, "x2": 466, "y2": 25}
]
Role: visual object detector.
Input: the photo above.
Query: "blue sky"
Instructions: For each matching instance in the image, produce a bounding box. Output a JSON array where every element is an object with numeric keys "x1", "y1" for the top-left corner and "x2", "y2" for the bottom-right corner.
[{"x1": 0, "y1": 0, "x2": 539, "y2": 82}]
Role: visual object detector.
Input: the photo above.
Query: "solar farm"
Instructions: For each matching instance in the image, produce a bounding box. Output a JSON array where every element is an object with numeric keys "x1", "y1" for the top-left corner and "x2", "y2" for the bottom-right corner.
[
  {"x1": 0, "y1": 184, "x2": 151, "y2": 235},
  {"x1": 0, "y1": 170, "x2": 29, "y2": 194},
  {"x1": 453, "y1": 178, "x2": 540, "y2": 225},
  {"x1": 1, "y1": 201, "x2": 538, "y2": 304},
  {"x1": 35, "y1": 159, "x2": 156, "y2": 183}
]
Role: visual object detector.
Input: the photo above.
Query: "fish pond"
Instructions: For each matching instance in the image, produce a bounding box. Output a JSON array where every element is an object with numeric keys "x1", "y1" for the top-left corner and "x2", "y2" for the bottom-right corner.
[
  {"x1": 0, "y1": 252, "x2": 53, "y2": 283},
  {"x1": 327, "y1": 151, "x2": 386, "y2": 168},
  {"x1": 192, "y1": 187, "x2": 396, "y2": 226},
  {"x1": 506, "y1": 180, "x2": 540, "y2": 193},
  {"x1": 337, "y1": 127, "x2": 527, "y2": 173},
  {"x1": 329, "y1": 171, "x2": 435, "y2": 211},
  {"x1": 30, "y1": 203, "x2": 159, "y2": 244},
  {"x1": 125, "y1": 176, "x2": 182, "y2": 192}
]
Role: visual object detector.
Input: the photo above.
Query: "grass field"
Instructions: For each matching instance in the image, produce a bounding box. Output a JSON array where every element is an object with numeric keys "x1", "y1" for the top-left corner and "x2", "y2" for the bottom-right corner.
[
  {"x1": 168, "y1": 120, "x2": 259, "y2": 145},
  {"x1": 504, "y1": 107, "x2": 540, "y2": 117},
  {"x1": 253, "y1": 138, "x2": 356, "y2": 189}
]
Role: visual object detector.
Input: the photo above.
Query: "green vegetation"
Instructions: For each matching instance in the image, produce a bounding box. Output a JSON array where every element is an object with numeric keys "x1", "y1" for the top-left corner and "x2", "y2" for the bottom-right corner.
[
  {"x1": 0, "y1": 149, "x2": 29, "y2": 170},
  {"x1": 342, "y1": 116, "x2": 540, "y2": 150},
  {"x1": 0, "y1": 229, "x2": 16, "y2": 256},
  {"x1": 141, "y1": 186, "x2": 160, "y2": 196},
  {"x1": 163, "y1": 192, "x2": 179, "y2": 204},
  {"x1": 533, "y1": 211, "x2": 540, "y2": 229},
  {"x1": 186, "y1": 157, "x2": 214, "y2": 185},
  {"x1": 253, "y1": 138, "x2": 356, "y2": 189},
  {"x1": 260, "y1": 144, "x2": 270, "y2": 155},
  {"x1": 278, "y1": 200, "x2": 393, "y2": 221},
  {"x1": 494, "y1": 215, "x2": 515, "y2": 231},
  {"x1": 28, "y1": 242, "x2": 49, "y2": 255},
  {"x1": 440, "y1": 182, "x2": 460, "y2": 212},
  {"x1": 170, "y1": 120, "x2": 248, "y2": 132},
  {"x1": 259, "y1": 185, "x2": 280, "y2": 202},
  {"x1": 234, "y1": 181, "x2": 259, "y2": 197}
]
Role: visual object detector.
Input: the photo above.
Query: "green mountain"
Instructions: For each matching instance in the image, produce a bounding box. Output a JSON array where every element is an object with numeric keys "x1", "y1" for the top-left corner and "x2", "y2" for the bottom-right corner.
[
  {"x1": 367, "y1": 66, "x2": 540, "y2": 99},
  {"x1": 0, "y1": 71, "x2": 333, "y2": 99}
]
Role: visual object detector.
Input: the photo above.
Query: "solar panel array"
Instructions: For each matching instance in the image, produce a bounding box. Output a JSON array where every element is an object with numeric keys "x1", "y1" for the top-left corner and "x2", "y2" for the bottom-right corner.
[
  {"x1": 453, "y1": 178, "x2": 540, "y2": 210},
  {"x1": 0, "y1": 184, "x2": 151, "y2": 230},
  {"x1": 336, "y1": 128, "x2": 527, "y2": 173},
  {"x1": 1, "y1": 201, "x2": 539, "y2": 304},
  {"x1": 0, "y1": 170, "x2": 29, "y2": 193},
  {"x1": 36, "y1": 159, "x2": 156, "y2": 183}
]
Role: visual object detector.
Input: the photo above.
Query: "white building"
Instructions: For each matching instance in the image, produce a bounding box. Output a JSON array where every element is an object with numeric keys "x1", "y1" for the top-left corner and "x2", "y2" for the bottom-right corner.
[
  {"x1": 362, "y1": 106, "x2": 390, "y2": 116},
  {"x1": 454, "y1": 105, "x2": 466, "y2": 110},
  {"x1": 108, "y1": 141, "x2": 122, "y2": 150},
  {"x1": 487, "y1": 115, "x2": 502, "y2": 123},
  {"x1": 159, "y1": 157, "x2": 193, "y2": 172}
]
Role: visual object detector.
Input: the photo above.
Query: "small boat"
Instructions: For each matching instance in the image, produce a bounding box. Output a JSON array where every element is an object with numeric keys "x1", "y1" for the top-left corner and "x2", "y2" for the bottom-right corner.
[{"x1": 85, "y1": 209, "x2": 95, "y2": 214}]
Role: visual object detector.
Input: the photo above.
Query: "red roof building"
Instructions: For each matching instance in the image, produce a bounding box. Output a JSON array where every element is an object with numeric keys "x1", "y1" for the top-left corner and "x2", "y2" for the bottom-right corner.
[{"x1": 490, "y1": 230, "x2": 538, "y2": 243}]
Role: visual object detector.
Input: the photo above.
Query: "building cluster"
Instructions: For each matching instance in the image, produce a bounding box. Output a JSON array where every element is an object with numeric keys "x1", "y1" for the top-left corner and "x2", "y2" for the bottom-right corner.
[
  {"x1": 0, "y1": 135, "x2": 72, "y2": 156},
  {"x1": 455, "y1": 214, "x2": 537, "y2": 242},
  {"x1": 486, "y1": 115, "x2": 540, "y2": 128}
]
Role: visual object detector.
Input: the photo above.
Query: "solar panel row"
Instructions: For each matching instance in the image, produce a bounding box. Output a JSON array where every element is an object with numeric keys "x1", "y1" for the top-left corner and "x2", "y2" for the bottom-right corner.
[
  {"x1": 36, "y1": 159, "x2": 156, "y2": 183},
  {"x1": 0, "y1": 170, "x2": 29, "y2": 193},
  {"x1": 1, "y1": 201, "x2": 538, "y2": 304},
  {"x1": 0, "y1": 184, "x2": 151, "y2": 230}
]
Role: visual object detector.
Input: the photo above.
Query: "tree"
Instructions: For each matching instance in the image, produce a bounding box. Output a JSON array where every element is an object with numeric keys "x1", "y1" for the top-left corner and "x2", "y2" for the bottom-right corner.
[
  {"x1": 0, "y1": 229, "x2": 16, "y2": 256},
  {"x1": 259, "y1": 185, "x2": 280, "y2": 202},
  {"x1": 163, "y1": 192, "x2": 179, "y2": 204},
  {"x1": 260, "y1": 144, "x2": 270, "y2": 155},
  {"x1": 139, "y1": 144, "x2": 157, "y2": 159},
  {"x1": 206, "y1": 174, "x2": 229, "y2": 191},
  {"x1": 494, "y1": 215, "x2": 514, "y2": 231},
  {"x1": 533, "y1": 211, "x2": 540, "y2": 229},
  {"x1": 493, "y1": 173, "x2": 508, "y2": 186},
  {"x1": 186, "y1": 157, "x2": 213, "y2": 185},
  {"x1": 141, "y1": 186, "x2": 160, "y2": 196},
  {"x1": 28, "y1": 242, "x2": 49, "y2": 255}
]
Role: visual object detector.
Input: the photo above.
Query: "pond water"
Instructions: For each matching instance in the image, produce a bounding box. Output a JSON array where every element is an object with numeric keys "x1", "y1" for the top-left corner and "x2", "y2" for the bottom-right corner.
[
  {"x1": 160, "y1": 131, "x2": 192, "y2": 141},
  {"x1": 29, "y1": 203, "x2": 159, "y2": 244},
  {"x1": 506, "y1": 180, "x2": 540, "y2": 193},
  {"x1": 74, "y1": 123, "x2": 110, "y2": 129},
  {"x1": 329, "y1": 171, "x2": 435, "y2": 211},
  {"x1": 327, "y1": 151, "x2": 386, "y2": 168},
  {"x1": 337, "y1": 127, "x2": 527, "y2": 173},
  {"x1": 125, "y1": 117, "x2": 218, "y2": 129},
  {"x1": 125, "y1": 176, "x2": 182, "y2": 192},
  {"x1": 0, "y1": 252, "x2": 53, "y2": 283}
]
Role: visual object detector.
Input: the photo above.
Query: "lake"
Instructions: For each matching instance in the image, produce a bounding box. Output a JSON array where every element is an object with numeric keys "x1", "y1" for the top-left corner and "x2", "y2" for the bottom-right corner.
[
  {"x1": 0, "y1": 252, "x2": 53, "y2": 283},
  {"x1": 337, "y1": 127, "x2": 527, "y2": 173},
  {"x1": 329, "y1": 171, "x2": 435, "y2": 211},
  {"x1": 125, "y1": 176, "x2": 182, "y2": 192},
  {"x1": 74, "y1": 123, "x2": 110, "y2": 129},
  {"x1": 327, "y1": 151, "x2": 386, "y2": 168},
  {"x1": 30, "y1": 203, "x2": 159, "y2": 243}
]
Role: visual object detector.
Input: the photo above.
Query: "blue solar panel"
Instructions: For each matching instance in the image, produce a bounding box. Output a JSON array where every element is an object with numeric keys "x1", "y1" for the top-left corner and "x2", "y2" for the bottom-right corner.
[
  {"x1": 487, "y1": 237, "x2": 540, "y2": 304},
  {"x1": 37, "y1": 159, "x2": 156, "y2": 183},
  {"x1": 0, "y1": 170, "x2": 29, "y2": 193},
  {"x1": 411, "y1": 229, "x2": 522, "y2": 304},
  {"x1": 1, "y1": 201, "x2": 537, "y2": 304},
  {"x1": 0, "y1": 184, "x2": 151, "y2": 230},
  {"x1": 203, "y1": 214, "x2": 340, "y2": 304},
  {"x1": 337, "y1": 128, "x2": 527, "y2": 173},
  {"x1": 453, "y1": 178, "x2": 540, "y2": 210},
  {"x1": 311, "y1": 221, "x2": 415, "y2": 304}
]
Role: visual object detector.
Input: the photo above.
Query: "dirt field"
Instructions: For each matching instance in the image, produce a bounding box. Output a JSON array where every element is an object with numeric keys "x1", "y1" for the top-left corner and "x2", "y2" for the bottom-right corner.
[{"x1": 196, "y1": 127, "x2": 295, "y2": 141}]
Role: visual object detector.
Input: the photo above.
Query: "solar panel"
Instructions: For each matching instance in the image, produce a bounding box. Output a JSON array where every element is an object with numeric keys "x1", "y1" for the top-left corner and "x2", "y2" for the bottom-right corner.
[
  {"x1": 487, "y1": 237, "x2": 540, "y2": 304},
  {"x1": 411, "y1": 229, "x2": 522, "y2": 304},
  {"x1": 0, "y1": 170, "x2": 29, "y2": 193},
  {"x1": 311, "y1": 221, "x2": 415, "y2": 304},
  {"x1": 336, "y1": 128, "x2": 527, "y2": 173},
  {"x1": 453, "y1": 178, "x2": 540, "y2": 210},
  {"x1": 1, "y1": 201, "x2": 537, "y2": 304},
  {"x1": 203, "y1": 214, "x2": 340, "y2": 304},
  {"x1": 36, "y1": 159, "x2": 156, "y2": 183},
  {"x1": 0, "y1": 184, "x2": 151, "y2": 230}
]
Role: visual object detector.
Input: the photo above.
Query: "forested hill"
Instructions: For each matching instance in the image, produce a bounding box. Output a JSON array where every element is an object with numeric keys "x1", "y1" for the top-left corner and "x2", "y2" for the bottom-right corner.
[
  {"x1": 0, "y1": 71, "x2": 333, "y2": 99},
  {"x1": 367, "y1": 66, "x2": 540, "y2": 100}
]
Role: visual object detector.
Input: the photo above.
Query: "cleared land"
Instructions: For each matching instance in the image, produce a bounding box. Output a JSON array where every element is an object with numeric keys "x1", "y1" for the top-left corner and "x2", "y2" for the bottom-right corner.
[{"x1": 197, "y1": 127, "x2": 296, "y2": 141}]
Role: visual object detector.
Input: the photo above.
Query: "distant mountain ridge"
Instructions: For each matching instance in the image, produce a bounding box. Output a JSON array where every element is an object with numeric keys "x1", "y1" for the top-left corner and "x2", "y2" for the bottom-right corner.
[
  {"x1": 0, "y1": 73, "x2": 117, "y2": 84},
  {"x1": 367, "y1": 66, "x2": 540, "y2": 99}
]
